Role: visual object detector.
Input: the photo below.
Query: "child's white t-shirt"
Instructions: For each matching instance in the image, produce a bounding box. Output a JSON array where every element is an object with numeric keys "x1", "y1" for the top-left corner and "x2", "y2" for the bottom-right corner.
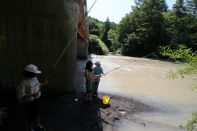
[{"x1": 17, "y1": 77, "x2": 41, "y2": 103}]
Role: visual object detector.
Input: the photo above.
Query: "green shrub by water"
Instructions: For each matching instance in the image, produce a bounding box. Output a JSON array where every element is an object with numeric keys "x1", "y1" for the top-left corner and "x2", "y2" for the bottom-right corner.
[{"x1": 89, "y1": 34, "x2": 109, "y2": 55}]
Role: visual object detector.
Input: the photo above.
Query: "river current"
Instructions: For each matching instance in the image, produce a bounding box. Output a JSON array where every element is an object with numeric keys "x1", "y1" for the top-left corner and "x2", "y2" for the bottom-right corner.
[{"x1": 91, "y1": 55, "x2": 197, "y2": 131}]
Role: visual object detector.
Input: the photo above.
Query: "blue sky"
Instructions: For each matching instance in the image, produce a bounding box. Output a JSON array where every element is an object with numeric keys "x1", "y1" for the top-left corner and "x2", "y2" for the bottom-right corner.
[{"x1": 87, "y1": 0, "x2": 176, "y2": 23}]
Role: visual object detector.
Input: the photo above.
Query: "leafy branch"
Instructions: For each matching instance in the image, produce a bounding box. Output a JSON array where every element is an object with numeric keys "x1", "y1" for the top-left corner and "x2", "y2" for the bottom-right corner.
[
  {"x1": 186, "y1": 112, "x2": 197, "y2": 131},
  {"x1": 161, "y1": 44, "x2": 197, "y2": 80}
]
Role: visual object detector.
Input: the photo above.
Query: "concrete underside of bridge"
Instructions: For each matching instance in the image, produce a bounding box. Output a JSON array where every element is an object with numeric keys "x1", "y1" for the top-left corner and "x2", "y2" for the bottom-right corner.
[{"x1": 0, "y1": 0, "x2": 88, "y2": 93}]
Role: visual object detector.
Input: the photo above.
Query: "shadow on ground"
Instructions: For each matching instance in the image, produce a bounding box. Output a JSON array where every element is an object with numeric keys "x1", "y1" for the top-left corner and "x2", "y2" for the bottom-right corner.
[
  {"x1": 0, "y1": 92, "x2": 106, "y2": 131},
  {"x1": 0, "y1": 59, "x2": 105, "y2": 131}
]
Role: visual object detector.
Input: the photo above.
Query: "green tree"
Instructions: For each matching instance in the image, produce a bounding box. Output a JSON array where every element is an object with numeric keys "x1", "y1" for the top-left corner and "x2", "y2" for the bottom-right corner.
[
  {"x1": 186, "y1": 0, "x2": 197, "y2": 18},
  {"x1": 134, "y1": 0, "x2": 143, "y2": 8},
  {"x1": 140, "y1": 0, "x2": 167, "y2": 51},
  {"x1": 88, "y1": 17, "x2": 102, "y2": 36},
  {"x1": 163, "y1": 10, "x2": 197, "y2": 50},
  {"x1": 88, "y1": 17, "x2": 119, "y2": 52},
  {"x1": 118, "y1": 12, "x2": 142, "y2": 56},
  {"x1": 163, "y1": 12, "x2": 190, "y2": 45},
  {"x1": 119, "y1": 0, "x2": 167, "y2": 57},
  {"x1": 108, "y1": 29, "x2": 120, "y2": 52},
  {"x1": 101, "y1": 18, "x2": 111, "y2": 50},
  {"x1": 160, "y1": 0, "x2": 168, "y2": 11},
  {"x1": 171, "y1": 0, "x2": 197, "y2": 50},
  {"x1": 118, "y1": 13, "x2": 133, "y2": 46},
  {"x1": 173, "y1": 0, "x2": 186, "y2": 16}
]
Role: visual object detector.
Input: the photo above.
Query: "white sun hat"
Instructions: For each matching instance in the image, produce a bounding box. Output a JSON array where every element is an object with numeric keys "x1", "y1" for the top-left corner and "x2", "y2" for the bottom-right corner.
[
  {"x1": 24, "y1": 64, "x2": 42, "y2": 74},
  {"x1": 95, "y1": 61, "x2": 101, "y2": 65}
]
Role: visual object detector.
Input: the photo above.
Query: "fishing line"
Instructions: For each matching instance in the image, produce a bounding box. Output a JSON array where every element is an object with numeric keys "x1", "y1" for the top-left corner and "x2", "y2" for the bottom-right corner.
[{"x1": 102, "y1": 62, "x2": 131, "y2": 76}]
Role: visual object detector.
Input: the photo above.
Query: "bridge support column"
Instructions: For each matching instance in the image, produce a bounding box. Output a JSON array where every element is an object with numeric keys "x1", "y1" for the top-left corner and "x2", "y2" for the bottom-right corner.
[{"x1": 0, "y1": 0, "x2": 80, "y2": 93}]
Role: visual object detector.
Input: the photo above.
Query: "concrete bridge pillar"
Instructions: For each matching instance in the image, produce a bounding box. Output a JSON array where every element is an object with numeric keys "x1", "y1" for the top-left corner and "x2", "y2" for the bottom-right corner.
[
  {"x1": 77, "y1": 39, "x2": 89, "y2": 59},
  {"x1": 0, "y1": 0, "x2": 80, "y2": 93}
]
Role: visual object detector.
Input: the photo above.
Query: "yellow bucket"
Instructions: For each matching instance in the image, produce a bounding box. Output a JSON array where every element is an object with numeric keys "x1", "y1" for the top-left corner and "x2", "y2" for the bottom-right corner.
[{"x1": 102, "y1": 95, "x2": 110, "y2": 105}]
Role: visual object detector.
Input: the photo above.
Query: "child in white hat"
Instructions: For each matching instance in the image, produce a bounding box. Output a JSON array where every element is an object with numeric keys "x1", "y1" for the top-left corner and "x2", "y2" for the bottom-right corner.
[{"x1": 16, "y1": 64, "x2": 47, "y2": 131}]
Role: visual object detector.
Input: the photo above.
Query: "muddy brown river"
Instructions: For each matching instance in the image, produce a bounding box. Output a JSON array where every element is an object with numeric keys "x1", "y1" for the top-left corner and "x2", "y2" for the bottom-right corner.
[{"x1": 91, "y1": 55, "x2": 197, "y2": 131}]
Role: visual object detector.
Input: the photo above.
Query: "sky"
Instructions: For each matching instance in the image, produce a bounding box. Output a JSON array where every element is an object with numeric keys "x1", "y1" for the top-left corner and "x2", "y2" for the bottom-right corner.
[{"x1": 87, "y1": 0, "x2": 176, "y2": 23}]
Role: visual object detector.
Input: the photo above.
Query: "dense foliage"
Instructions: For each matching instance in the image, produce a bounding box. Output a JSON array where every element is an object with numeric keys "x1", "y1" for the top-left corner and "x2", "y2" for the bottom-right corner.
[
  {"x1": 161, "y1": 45, "x2": 197, "y2": 86},
  {"x1": 119, "y1": 0, "x2": 168, "y2": 56},
  {"x1": 108, "y1": 29, "x2": 120, "y2": 52},
  {"x1": 186, "y1": 112, "x2": 197, "y2": 131},
  {"x1": 88, "y1": 17, "x2": 118, "y2": 52},
  {"x1": 101, "y1": 18, "x2": 111, "y2": 49},
  {"x1": 88, "y1": 34, "x2": 109, "y2": 55},
  {"x1": 119, "y1": 0, "x2": 197, "y2": 56},
  {"x1": 88, "y1": 17, "x2": 103, "y2": 36},
  {"x1": 88, "y1": 0, "x2": 197, "y2": 57}
]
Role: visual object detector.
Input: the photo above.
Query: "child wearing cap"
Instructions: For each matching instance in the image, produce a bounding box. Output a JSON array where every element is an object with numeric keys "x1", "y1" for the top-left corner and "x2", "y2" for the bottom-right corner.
[
  {"x1": 16, "y1": 64, "x2": 47, "y2": 131},
  {"x1": 84, "y1": 61, "x2": 95, "y2": 101},
  {"x1": 93, "y1": 61, "x2": 104, "y2": 97}
]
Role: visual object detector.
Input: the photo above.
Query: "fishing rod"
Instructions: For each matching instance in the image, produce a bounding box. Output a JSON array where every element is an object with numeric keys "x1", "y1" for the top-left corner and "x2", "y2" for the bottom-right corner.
[
  {"x1": 101, "y1": 62, "x2": 131, "y2": 76},
  {"x1": 45, "y1": 0, "x2": 98, "y2": 81},
  {"x1": 95, "y1": 52, "x2": 160, "y2": 77}
]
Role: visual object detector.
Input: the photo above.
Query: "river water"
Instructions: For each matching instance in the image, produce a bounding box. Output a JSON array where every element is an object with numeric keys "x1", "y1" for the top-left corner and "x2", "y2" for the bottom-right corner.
[{"x1": 91, "y1": 55, "x2": 197, "y2": 131}]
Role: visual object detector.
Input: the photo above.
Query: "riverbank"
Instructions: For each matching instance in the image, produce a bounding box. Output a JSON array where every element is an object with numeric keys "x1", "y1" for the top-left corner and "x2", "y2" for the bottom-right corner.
[{"x1": 0, "y1": 91, "x2": 154, "y2": 131}]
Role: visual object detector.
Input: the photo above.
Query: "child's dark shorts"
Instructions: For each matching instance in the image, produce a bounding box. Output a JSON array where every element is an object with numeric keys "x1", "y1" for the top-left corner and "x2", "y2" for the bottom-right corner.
[{"x1": 24, "y1": 97, "x2": 41, "y2": 121}]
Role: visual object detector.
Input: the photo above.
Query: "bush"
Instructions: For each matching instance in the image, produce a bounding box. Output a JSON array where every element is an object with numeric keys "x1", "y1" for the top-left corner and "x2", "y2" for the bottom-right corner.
[
  {"x1": 186, "y1": 112, "x2": 197, "y2": 131},
  {"x1": 89, "y1": 34, "x2": 109, "y2": 55},
  {"x1": 161, "y1": 44, "x2": 197, "y2": 81}
]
